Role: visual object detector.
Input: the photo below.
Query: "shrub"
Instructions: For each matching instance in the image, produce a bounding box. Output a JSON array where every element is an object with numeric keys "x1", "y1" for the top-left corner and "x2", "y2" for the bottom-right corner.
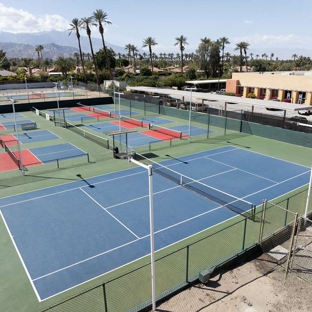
[
  {"x1": 247, "y1": 93, "x2": 256, "y2": 99},
  {"x1": 283, "y1": 98, "x2": 291, "y2": 103},
  {"x1": 222, "y1": 92, "x2": 236, "y2": 96},
  {"x1": 235, "y1": 94, "x2": 242, "y2": 97}
]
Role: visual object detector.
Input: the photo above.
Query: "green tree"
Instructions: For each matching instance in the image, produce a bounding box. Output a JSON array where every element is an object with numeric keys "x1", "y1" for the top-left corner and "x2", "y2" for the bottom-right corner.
[
  {"x1": 142, "y1": 37, "x2": 158, "y2": 71},
  {"x1": 81, "y1": 16, "x2": 100, "y2": 85},
  {"x1": 235, "y1": 41, "x2": 249, "y2": 72},
  {"x1": 35, "y1": 45, "x2": 44, "y2": 68},
  {"x1": 174, "y1": 35, "x2": 188, "y2": 73},
  {"x1": 68, "y1": 18, "x2": 87, "y2": 83},
  {"x1": 54, "y1": 57, "x2": 75, "y2": 77},
  {"x1": 219, "y1": 37, "x2": 230, "y2": 76},
  {"x1": 0, "y1": 50, "x2": 10, "y2": 70},
  {"x1": 92, "y1": 9, "x2": 113, "y2": 80},
  {"x1": 140, "y1": 67, "x2": 152, "y2": 76},
  {"x1": 196, "y1": 37, "x2": 211, "y2": 78},
  {"x1": 125, "y1": 44, "x2": 132, "y2": 64},
  {"x1": 209, "y1": 42, "x2": 221, "y2": 77},
  {"x1": 95, "y1": 48, "x2": 116, "y2": 71}
]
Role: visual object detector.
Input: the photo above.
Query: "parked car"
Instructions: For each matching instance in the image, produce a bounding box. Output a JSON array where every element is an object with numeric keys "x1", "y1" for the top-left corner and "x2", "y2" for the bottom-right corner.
[
  {"x1": 216, "y1": 89, "x2": 226, "y2": 94},
  {"x1": 288, "y1": 116, "x2": 308, "y2": 124}
]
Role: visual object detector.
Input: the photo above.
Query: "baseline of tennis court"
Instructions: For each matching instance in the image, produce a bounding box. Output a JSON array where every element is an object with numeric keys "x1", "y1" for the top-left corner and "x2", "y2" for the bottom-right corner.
[{"x1": 0, "y1": 146, "x2": 309, "y2": 301}]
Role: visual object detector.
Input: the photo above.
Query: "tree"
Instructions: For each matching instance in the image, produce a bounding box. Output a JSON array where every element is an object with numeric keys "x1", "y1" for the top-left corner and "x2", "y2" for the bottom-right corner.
[
  {"x1": 209, "y1": 42, "x2": 221, "y2": 77},
  {"x1": 92, "y1": 9, "x2": 114, "y2": 80},
  {"x1": 292, "y1": 54, "x2": 298, "y2": 61},
  {"x1": 125, "y1": 44, "x2": 132, "y2": 64},
  {"x1": 142, "y1": 37, "x2": 158, "y2": 71},
  {"x1": 81, "y1": 17, "x2": 100, "y2": 85},
  {"x1": 174, "y1": 35, "x2": 188, "y2": 73},
  {"x1": 68, "y1": 18, "x2": 87, "y2": 83},
  {"x1": 219, "y1": 37, "x2": 230, "y2": 76},
  {"x1": 35, "y1": 45, "x2": 44, "y2": 68},
  {"x1": 95, "y1": 48, "x2": 116, "y2": 71},
  {"x1": 54, "y1": 57, "x2": 75, "y2": 77},
  {"x1": 73, "y1": 52, "x2": 80, "y2": 66},
  {"x1": 235, "y1": 42, "x2": 249, "y2": 72},
  {"x1": 196, "y1": 37, "x2": 211, "y2": 78},
  {"x1": 0, "y1": 50, "x2": 10, "y2": 70},
  {"x1": 130, "y1": 45, "x2": 139, "y2": 73}
]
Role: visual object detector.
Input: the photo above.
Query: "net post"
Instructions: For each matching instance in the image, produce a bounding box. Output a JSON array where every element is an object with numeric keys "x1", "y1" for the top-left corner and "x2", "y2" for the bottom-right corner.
[
  {"x1": 87, "y1": 153, "x2": 90, "y2": 163},
  {"x1": 57, "y1": 159, "x2": 59, "y2": 169}
]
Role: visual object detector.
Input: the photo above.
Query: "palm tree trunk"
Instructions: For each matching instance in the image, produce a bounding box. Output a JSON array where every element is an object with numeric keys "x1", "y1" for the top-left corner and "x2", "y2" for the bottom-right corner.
[
  {"x1": 77, "y1": 38, "x2": 88, "y2": 83},
  {"x1": 88, "y1": 35, "x2": 99, "y2": 85},
  {"x1": 101, "y1": 35, "x2": 114, "y2": 80}
]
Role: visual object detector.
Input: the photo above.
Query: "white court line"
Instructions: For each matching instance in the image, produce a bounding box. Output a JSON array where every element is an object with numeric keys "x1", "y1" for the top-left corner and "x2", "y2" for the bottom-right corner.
[
  {"x1": 0, "y1": 211, "x2": 42, "y2": 302},
  {"x1": 0, "y1": 170, "x2": 146, "y2": 208},
  {"x1": 239, "y1": 170, "x2": 310, "y2": 201},
  {"x1": 34, "y1": 148, "x2": 79, "y2": 157},
  {"x1": 79, "y1": 187, "x2": 140, "y2": 239},
  {"x1": 204, "y1": 157, "x2": 279, "y2": 184},
  {"x1": 67, "y1": 142, "x2": 87, "y2": 155},
  {"x1": 32, "y1": 237, "x2": 140, "y2": 282}
]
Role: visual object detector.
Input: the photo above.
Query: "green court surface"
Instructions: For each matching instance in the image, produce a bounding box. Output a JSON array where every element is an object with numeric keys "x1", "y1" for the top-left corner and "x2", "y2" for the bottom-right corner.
[{"x1": 0, "y1": 99, "x2": 311, "y2": 312}]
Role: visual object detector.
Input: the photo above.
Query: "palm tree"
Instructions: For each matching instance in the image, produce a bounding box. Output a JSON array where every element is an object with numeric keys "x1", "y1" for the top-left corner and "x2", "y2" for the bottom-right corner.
[
  {"x1": 292, "y1": 54, "x2": 298, "y2": 61},
  {"x1": 270, "y1": 53, "x2": 274, "y2": 61},
  {"x1": 92, "y1": 9, "x2": 113, "y2": 79},
  {"x1": 68, "y1": 18, "x2": 87, "y2": 83},
  {"x1": 174, "y1": 35, "x2": 188, "y2": 73},
  {"x1": 256, "y1": 54, "x2": 259, "y2": 60},
  {"x1": 35, "y1": 45, "x2": 44, "y2": 68},
  {"x1": 81, "y1": 17, "x2": 99, "y2": 85},
  {"x1": 250, "y1": 53, "x2": 254, "y2": 60},
  {"x1": 219, "y1": 37, "x2": 230, "y2": 75},
  {"x1": 235, "y1": 42, "x2": 249, "y2": 72},
  {"x1": 125, "y1": 44, "x2": 132, "y2": 65},
  {"x1": 130, "y1": 45, "x2": 139, "y2": 73},
  {"x1": 142, "y1": 37, "x2": 158, "y2": 71}
]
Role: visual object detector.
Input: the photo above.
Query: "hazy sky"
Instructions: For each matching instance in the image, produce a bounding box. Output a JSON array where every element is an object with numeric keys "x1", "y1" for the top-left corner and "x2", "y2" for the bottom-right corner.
[{"x1": 0, "y1": 0, "x2": 311, "y2": 53}]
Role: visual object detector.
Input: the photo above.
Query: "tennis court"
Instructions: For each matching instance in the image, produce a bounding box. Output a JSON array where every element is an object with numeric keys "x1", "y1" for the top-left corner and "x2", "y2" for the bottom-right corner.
[
  {"x1": 0, "y1": 145, "x2": 309, "y2": 301},
  {"x1": 0, "y1": 130, "x2": 60, "y2": 145},
  {"x1": 0, "y1": 112, "x2": 25, "y2": 119},
  {"x1": 0, "y1": 119, "x2": 37, "y2": 131}
]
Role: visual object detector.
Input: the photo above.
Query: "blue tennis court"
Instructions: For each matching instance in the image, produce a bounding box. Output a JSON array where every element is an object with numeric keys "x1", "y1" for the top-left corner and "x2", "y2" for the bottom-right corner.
[
  {"x1": 169, "y1": 125, "x2": 214, "y2": 136},
  {"x1": 85, "y1": 122, "x2": 126, "y2": 133},
  {"x1": 0, "y1": 146, "x2": 309, "y2": 301},
  {"x1": 29, "y1": 143, "x2": 88, "y2": 164},
  {"x1": 16, "y1": 130, "x2": 60, "y2": 144},
  {"x1": 0, "y1": 113, "x2": 25, "y2": 119},
  {"x1": 1, "y1": 119, "x2": 37, "y2": 129}
]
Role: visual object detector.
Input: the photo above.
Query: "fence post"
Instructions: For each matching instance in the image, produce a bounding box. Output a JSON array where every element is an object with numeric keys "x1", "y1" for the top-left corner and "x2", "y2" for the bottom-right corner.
[
  {"x1": 57, "y1": 159, "x2": 59, "y2": 169},
  {"x1": 186, "y1": 245, "x2": 189, "y2": 283},
  {"x1": 103, "y1": 283, "x2": 108, "y2": 312},
  {"x1": 259, "y1": 200, "x2": 267, "y2": 246},
  {"x1": 284, "y1": 213, "x2": 298, "y2": 280},
  {"x1": 242, "y1": 218, "x2": 247, "y2": 251},
  {"x1": 207, "y1": 113, "x2": 210, "y2": 139},
  {"x1": 284, "y1": 198, "x2": 289, "y2": 227}
]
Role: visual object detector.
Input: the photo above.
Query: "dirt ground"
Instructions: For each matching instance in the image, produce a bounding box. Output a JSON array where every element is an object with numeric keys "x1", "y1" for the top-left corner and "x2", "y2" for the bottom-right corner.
[{"x1": 156, "y1": 228, "x2": 312, "y2": 312}]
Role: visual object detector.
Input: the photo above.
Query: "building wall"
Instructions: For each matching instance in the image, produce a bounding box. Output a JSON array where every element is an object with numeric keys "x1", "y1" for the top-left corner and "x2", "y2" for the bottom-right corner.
[{"x1": 228, "y1": 73, "x2": 312, "y2": 105}]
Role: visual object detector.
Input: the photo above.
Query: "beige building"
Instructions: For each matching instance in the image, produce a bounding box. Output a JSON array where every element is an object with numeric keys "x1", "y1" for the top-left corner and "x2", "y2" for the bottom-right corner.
[{"x1": 226, "y1": 71, "x2": 312, "y2": 105}]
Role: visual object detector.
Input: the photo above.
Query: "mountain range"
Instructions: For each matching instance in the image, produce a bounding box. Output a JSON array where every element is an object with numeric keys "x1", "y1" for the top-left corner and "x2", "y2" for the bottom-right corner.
[
  {"x1": 0, "y1": 30, "x2": 312, "y2": 61},
  {"x1": 0, "y1": 30, "x2": 126, "y2": 60}
]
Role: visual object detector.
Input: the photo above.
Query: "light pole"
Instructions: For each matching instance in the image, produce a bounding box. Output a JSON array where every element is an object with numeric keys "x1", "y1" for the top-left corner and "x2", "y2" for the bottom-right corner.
[
  {"x1": 25, "y1": 78, "x2": 29, "y2": 103},
  {"x1": 188, "y1": 89, "x2": 193, "y2": 141},
  {"x1": 10, "y1": 99, "x2": 25, "y2": 176},
  {"x1": 128, "y1": 158, "x2": 156, "y2": 311},
  {"x1": 53, "y1": 82, "x2": 60, "y2": 125},
  {"x1": 70, "y1": 76, "x2": 73, "y2": 91}
]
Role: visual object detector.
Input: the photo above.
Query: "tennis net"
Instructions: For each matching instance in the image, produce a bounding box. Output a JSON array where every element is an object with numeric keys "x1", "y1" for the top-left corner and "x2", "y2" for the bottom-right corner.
[
  {"x1": 149, "y1": 123, "x2": 183, "y2": 139},
  {"x1": 121, "y1": 116, "x2": 144, "y2": 127},
  {"x1": 138, "y1": 154, "x2": 256, "y2": 220},
  {"x1": 66, "y1": 121, "x2": 111, "y2": 150},
  {"x1": 2, "y1": 140, "x2": 21, "y2": 169},
  {"x1": 77, "y1": 103, "x2": 112, "y2": 118}
]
